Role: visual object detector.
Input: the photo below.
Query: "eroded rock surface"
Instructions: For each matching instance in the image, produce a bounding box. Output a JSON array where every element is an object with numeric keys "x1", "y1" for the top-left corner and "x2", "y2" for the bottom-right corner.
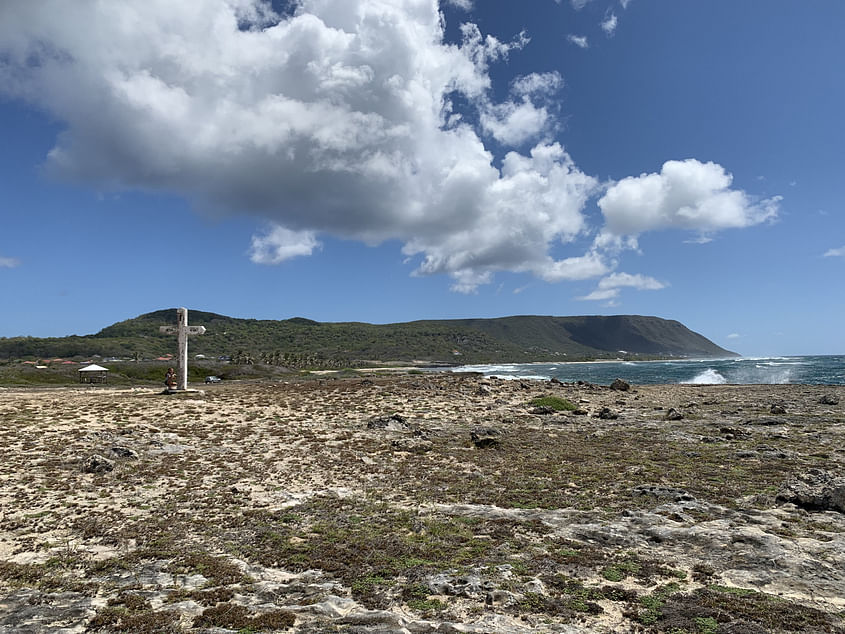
[{"x1": 1, "y1": 378, "x2": 843, "y2": 633}]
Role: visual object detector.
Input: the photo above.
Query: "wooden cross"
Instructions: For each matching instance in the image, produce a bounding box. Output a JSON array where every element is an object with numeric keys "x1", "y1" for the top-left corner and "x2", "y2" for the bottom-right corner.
[{"x1": 159, "y1": 307, "x2": 206, "y2": 390}]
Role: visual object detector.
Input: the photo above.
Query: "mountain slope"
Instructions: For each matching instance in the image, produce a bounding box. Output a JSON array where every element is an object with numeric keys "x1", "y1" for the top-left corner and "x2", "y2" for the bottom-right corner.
[{"x1": 0, "y1": 310, "x2": 737, "y2": 363}]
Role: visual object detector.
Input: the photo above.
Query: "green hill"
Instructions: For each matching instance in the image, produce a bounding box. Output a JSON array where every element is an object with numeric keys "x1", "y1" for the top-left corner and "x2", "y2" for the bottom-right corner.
[{"x1": 0, "y1": 309, "x2": 736, "y2": 364}]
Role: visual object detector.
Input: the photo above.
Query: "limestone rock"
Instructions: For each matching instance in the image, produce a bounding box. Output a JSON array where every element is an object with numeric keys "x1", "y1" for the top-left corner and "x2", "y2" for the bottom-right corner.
[
  {"x1": 110, "y1": 446, "x2": 139, "y2": 460},
  {"x1": 367, "y1": 413, "x2": 410, "y2": 431},
  {"x1": 470, "y1": 427, "x2": 501, "y2": 449},
  {"x1": 632, "y1": 485, "x2": 696, "y2": 503},
  {"x1": 665, "y1": 408, "x2": 684, "y2": 421},
  {"x1": 83, "y1": 454, "x2": 114, "y2": 474},
  {"x1": 819, "y1": 394, "x2": 839, "y2": 405},
  {"x1": 776, "y1": 469, "x2": 845, "y2": 513},
  {"x1": 610, "y1": 378, "x2": 631, "y2": 391},
  {"x1": 596, "y1": 407, "x2": 618, "y2": 420},
  {"x1": 391, "y1": 438, "x2": 433, "y2": 454}
]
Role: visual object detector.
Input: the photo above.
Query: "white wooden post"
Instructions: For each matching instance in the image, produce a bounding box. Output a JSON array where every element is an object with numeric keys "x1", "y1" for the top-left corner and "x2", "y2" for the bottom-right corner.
[{"x1": 159, "y1": 307, "x2": 206, "y2": 391}]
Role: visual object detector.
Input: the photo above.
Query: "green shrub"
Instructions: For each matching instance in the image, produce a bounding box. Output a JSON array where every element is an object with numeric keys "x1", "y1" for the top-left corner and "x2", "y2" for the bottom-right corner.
[{"x1": 530, "y1": 396, "x2": 577, "y2": 411}]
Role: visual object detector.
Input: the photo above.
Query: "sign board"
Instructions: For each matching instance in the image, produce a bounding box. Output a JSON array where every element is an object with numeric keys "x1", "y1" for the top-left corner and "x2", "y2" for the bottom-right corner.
[{"x1": 159, "y1": 326, "x2": 178, "y2": 335}]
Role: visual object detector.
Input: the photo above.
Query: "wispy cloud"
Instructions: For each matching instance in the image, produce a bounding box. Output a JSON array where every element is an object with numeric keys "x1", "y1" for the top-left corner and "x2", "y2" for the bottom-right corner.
[
  {"x1": 727, "y1": 333, "x2": 741, "y2": 339},
  {"x1": 444, "y1": 0, "x2": 473, "y2": 10},
  {"x1": 578, "y1": 271, "x2": 665, "y2": 301},
  {"x1": 601, "y1": 13, "x2": 618, "y2": 36},
  {"x1": 823, "y1": 246, "x2": 845, "y2": 257},
  {"x1": 567, "y1": 34, "x2": 589, "y2": 48},
  {"x1": 0, "y1": 256, "x2": 21, "y2": 268}
]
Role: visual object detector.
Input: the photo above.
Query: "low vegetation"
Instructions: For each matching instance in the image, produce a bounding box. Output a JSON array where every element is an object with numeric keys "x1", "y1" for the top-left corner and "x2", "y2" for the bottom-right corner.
[{"x1": 0, "y1": 309, "x2": 734, "y2": 368}]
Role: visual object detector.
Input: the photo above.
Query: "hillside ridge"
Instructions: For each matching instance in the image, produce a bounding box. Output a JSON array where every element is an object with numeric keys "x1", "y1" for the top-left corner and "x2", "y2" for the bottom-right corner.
[{"x1": 0, "y1": 309, "x2": 737, "y2": 363}]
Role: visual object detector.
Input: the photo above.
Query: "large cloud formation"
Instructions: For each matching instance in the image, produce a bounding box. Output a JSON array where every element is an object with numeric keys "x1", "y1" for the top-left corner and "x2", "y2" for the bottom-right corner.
[{"x1": 0, "y1": 0, "x2": 776, "y2": 294}]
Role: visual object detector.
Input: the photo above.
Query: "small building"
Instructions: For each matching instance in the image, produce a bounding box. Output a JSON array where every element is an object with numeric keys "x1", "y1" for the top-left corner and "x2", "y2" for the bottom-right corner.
[{"x1": 79, "y1": 364, "x2": 109, "y2": 384}]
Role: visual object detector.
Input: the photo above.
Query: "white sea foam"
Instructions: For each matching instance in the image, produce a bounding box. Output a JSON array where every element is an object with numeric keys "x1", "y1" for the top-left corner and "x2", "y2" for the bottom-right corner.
[
  {"x1": 451, "y1": 364, "x2": 519, "y2": 374},
  {"x1": 493, "y1": 374, "x2": 551, "y2": 381},
  {"x1": 683, "y1": 369, "x2": 727, "y2": 384}
]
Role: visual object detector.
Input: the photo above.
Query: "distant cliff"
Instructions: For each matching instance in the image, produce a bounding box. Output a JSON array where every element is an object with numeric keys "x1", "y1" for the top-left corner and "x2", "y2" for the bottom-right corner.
[{"x1": 0, "y1": 310, "x2": 736, "y2": 363}]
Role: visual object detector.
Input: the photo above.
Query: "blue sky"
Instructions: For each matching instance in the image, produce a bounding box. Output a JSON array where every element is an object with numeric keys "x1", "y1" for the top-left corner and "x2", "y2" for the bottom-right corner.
[{"x1": 1, "y1": 0, "x2": 843, "y2": 357}]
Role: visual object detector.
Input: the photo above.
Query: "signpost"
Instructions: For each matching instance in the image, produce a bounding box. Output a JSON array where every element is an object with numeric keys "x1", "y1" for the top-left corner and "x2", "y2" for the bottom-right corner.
[{"x1": 159, "y1": 307, "x2": 206, "y2": 391}]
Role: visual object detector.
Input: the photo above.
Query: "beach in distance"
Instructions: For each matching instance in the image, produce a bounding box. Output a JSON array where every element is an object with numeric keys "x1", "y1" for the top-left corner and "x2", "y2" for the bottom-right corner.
[{"x1": 1, "y1": 372, "x2": 843, "y2": 632}]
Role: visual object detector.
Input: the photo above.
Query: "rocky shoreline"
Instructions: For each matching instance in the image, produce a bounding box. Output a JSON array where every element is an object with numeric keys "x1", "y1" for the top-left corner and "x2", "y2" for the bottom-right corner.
[{"x1": 1, "y1": 374, "x2": 843, "y2": 632}]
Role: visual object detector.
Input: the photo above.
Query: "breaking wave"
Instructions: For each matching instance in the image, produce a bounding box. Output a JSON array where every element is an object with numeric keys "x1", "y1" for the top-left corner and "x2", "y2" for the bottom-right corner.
[
  {"x1": 448, "y1": 355, "x2": 843, "y2": 385},
  {"x1": 683, "y1": 369, "x2": 727, "y2": 384}
]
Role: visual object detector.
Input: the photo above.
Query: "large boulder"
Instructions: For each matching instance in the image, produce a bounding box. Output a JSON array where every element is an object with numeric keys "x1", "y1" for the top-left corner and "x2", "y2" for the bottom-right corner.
[
  {"x1": 776, "y1": 469, "x2": 845, "y2": 513},
  {"x1": 610, "y1": 378, "x2": 631, "y2": 392}
]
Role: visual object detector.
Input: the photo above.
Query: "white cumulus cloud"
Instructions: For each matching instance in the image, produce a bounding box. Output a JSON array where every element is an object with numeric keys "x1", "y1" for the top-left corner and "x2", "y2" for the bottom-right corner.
[
  {"x1": 597, "y1": 159, "x2": 780, "y2": 239},
  {"x1": 0, "y1": 0, "x2": 604, "y2": 293},
  {"x1": 480, "y1": 72, "x2": 562, "y2": 146},
  {"x1": 0, "y1": 1, "x2": 780, "y2": 295},
  {"x1": 249, "y1": 225, "x2": 321, "y2": 264},
  {"x1": 823, "y1": 246, "x2": 845, "y2": 257}
]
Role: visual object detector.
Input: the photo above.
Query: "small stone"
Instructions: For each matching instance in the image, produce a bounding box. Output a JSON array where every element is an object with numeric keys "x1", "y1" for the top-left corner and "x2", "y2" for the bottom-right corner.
[
  {"x1": 770, "y1": 404, "x2": 787, "y2": 415},
  {"x1": 110, "y1": 446, "x2": 139, "y2": 460},
  {"x1": 665, "y1": 408, "x2": 684, "y2": 421},
  {"x1": 367, "y1": 413, "x2": 408, "y2": 430},
  {"x1": 597, "y1": 407, "x2": 618, "y2": 420},
  {"x1": 530, "y1": 406, "x2": 556, "y2": 415},
  {"x1": 391, "y1": 438, "x2": 433, "y2": 454},
  {"x1": 819, "y1": 395, "x2": 839, "y2": 405},
  {"x1": 84, "y1": 454, "x2": 114, "y2": 474},
  {"x1": 471, "y1": 427, "x2": 501, "y2": 449}
]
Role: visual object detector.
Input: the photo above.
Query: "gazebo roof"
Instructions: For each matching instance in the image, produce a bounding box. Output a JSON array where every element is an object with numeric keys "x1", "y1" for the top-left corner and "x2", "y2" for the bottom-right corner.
[{"x1": 79, "y1": 364, "x2": 109, "y2": 372}]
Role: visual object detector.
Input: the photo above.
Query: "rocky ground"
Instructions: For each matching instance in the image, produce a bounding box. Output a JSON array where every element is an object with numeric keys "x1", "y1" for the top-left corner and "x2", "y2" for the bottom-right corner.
[{"x1": 0, "y1": 373, "x2": 843, "y2": 633}]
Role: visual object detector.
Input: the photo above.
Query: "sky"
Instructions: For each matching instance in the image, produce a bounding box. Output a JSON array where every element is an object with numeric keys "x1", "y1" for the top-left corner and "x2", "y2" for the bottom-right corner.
[{"x1": 1, "y1": 0, "x2": 843, "y2": 357}]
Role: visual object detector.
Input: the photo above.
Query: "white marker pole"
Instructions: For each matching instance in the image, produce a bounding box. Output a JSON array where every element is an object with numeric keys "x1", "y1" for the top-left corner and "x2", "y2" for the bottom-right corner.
[{"x1": 177, "y1": 307, "x2": 189, "y2": 391}]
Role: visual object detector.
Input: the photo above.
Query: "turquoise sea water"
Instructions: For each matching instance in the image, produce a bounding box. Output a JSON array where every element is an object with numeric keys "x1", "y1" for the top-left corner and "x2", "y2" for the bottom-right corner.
[{"x1": 451, "y1": 355, "x2": 845, "y2": 386}]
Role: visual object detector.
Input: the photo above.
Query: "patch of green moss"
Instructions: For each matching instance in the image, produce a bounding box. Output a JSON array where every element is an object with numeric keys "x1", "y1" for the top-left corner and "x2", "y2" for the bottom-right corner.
[{"x1": 529, "y1": 396, "x2": 577, "y2": 411}]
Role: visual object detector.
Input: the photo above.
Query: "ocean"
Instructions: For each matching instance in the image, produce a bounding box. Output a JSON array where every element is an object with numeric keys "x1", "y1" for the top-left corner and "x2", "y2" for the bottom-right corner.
[{"x1": 450, "y1": 355, "x2": 845, "y2": 386}]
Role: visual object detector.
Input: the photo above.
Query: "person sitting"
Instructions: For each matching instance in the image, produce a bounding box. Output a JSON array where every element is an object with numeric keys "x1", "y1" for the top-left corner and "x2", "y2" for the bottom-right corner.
[{"x1": 164, "y1": 367, "x2": 176, "y2": 389}]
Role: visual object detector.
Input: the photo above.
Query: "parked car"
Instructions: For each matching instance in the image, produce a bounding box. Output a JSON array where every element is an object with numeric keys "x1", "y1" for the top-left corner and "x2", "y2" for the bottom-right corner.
[{"x1": 204, "y1": 376, "x2": 222, "y2": 384}]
